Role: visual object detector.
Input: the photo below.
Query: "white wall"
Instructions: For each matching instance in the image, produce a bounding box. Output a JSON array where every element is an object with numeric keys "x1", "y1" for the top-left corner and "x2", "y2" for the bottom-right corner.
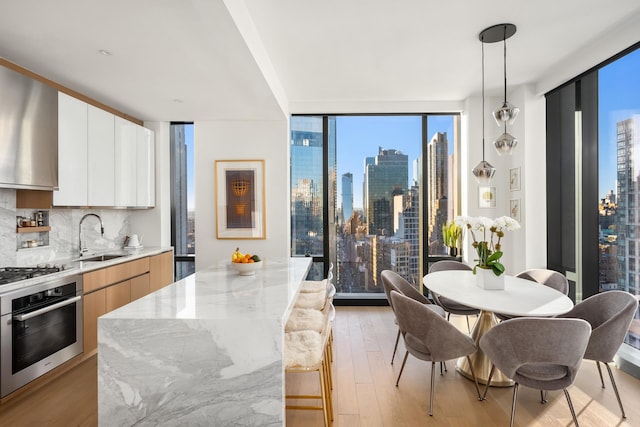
[
  {"x1": 194, "y1": 118, "x2": 289, "y2": 271},
  {"x1": 461, "y1": 86, "x2": 547, "y2": 275},
  {"x1": 520, "y1": 85, "x2": 547, "y2": 269}
]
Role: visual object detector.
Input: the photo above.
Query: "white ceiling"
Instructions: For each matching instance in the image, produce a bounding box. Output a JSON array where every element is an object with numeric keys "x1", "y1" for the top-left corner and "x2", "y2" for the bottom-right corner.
[{"x1": 0, "y1": 0, "x2": 638, "y2": 122}]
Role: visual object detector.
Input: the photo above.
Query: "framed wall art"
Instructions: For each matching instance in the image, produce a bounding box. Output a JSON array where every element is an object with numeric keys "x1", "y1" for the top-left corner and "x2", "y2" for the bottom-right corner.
[
  {"x1": 478, "y1": 186, "x2": 496, "y2": 208},
  {"x1": 215, "y1": 159, "x2": 266, "y2": 239},
  {"x1": 509, "y1": 167, "x2": 521, "y2": 191},
  {"x1": 510, "y1": 199, "x2": 521, "y2": 222}
]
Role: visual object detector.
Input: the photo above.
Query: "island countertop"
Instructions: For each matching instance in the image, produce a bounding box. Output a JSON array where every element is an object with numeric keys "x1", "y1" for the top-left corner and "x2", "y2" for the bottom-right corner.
[{"x1": 98, "y1": 257, "x2": 312, "y2": 426}]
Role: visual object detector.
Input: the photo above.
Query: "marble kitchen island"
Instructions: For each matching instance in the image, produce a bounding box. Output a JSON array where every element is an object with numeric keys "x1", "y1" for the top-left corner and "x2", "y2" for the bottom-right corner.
[{"x1": 98, "y1": 257, "x2": 312, "y2": 426}]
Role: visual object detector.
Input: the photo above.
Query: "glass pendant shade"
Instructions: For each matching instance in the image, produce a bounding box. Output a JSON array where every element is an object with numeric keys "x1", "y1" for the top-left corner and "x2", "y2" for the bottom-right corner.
[
  {"x1": 492, "y1": 101, "x2": 520, "y2": 126},
  {"x1": 493, "y1": 131, "x2": 518, "y2": 155},
  {"x1": 472, "y1": 160, "x2": 496, "y2": 184}
]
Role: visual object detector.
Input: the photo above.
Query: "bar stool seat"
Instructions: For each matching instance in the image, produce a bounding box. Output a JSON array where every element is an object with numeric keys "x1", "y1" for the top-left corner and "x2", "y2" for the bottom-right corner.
[
  {"x1": 300, "y1": 278, "x2": 329, "y2": 293},
  {"x1": 286, "y1": 308, "x2": 326, "y2": 333},
  {"x1": 294, "y1": 290, "x2": 328, "y2": 310}
]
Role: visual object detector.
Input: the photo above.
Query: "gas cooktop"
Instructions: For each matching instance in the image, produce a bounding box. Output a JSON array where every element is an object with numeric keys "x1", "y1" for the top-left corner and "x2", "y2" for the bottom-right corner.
[{"x1": 0, "y1": 267, "x2": 64, "y2": 286}]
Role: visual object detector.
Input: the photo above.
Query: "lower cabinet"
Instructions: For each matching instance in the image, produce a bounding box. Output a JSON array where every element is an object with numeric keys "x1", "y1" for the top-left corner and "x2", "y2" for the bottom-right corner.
[
  {"x1": 130, "y1": 273, "x2": 151, "y2": 301},
  {"x1": 105, "y1": 280, "x2": 132, "y2": 312},
  {"x1": 149, "y1": 250, "x2": 174, "y2": 292},
  {"x1": 82, "y1": 251, "x2": 173, "y2": 355},
  {"x1": 83, "y1": 288, "x2": 107, "y2": 354}
]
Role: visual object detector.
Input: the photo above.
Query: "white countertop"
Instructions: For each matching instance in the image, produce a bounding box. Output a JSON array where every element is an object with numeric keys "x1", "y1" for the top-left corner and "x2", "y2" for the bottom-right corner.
[
  {"x1": 98, "y1": 256, "x2": 312, "y2": 425},
  {"x1": 102, "y1": 257, "x2": 312, "y2": 321},
  {"x1": 0, "y1": 247, "x2": 173, "y2": 295}
]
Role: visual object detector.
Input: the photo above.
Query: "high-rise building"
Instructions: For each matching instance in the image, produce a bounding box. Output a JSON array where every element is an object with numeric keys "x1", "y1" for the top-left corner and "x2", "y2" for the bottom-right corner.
[
  {"x1": 616, "y1": 116, "x2": 640, "y2": 296},
  {"x1": 427, "y1": 132, "x2": 449, "y2": 254},
  {"x1": 394, "y1": 186, "x2": 421, "y2": 284},
  {"x1": 364, "y1": 147, "x2": 408, "y2": 235},
  {"x1": 290, "y1": 117, "x2": 324, "y2": 256},
  {"x1": 342, "y1": 172, "x2": 353, "y2": 225},
  {"x1": 170, "y1": 125, "x2": 188, "y2": 253},
  {"x1": 362, "y1": 157, "x2": 375, "y2": 222}
]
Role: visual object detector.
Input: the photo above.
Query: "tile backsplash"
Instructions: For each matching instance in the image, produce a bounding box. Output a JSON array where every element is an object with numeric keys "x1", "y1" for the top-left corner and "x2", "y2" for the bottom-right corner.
[{"x1": 1, "y1": 189, "x2": 132, "y2": 266}]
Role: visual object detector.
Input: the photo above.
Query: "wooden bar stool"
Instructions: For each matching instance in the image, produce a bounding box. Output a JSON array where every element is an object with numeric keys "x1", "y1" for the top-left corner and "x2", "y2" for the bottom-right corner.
[{"x1": 285, "y1": 319, "x2": 334, "y2": 425}]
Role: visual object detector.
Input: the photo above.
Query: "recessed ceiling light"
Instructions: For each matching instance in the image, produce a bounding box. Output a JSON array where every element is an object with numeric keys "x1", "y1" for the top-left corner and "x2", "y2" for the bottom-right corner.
[
  {"x1": 99, "y1": 49, "x2": 112, "y2": 56},
  {"x1": 172, "y1": 99, "x2": 184, "y2": 103}
]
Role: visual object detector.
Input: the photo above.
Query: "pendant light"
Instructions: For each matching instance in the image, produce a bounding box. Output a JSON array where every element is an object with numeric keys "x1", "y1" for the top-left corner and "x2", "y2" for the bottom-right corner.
[
  {"x1": 492, "y1": 24, "x2": 518, "y2": 155},
  {"x1": 486, "y1": 24, "x2": 519, "y2": 127},
  {"x1": 472, "y1": 33, "x2": 496, "y2": 184}
]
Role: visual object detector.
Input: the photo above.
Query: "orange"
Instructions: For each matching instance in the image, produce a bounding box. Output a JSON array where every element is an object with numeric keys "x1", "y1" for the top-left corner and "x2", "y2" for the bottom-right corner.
[{"x1": 249, "y1": 259, "x2": 254, "y2": 263}]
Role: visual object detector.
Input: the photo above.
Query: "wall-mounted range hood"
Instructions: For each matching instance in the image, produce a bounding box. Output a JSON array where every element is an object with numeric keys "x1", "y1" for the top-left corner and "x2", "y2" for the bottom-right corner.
[{"x1": 0, "y1": 64, "x2": 58, "y2": 190}]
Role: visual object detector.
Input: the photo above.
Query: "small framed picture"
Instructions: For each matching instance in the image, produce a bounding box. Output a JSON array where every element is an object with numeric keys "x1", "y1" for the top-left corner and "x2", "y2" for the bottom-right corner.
[
  {"x1": 509, "y1": 167, "x2": 521, "y2": 191},
  {"x1": 478, "y1": 186, "x2": 496, "y2": 208},
  {"x1": 510, "y1": 199, "x2": 521, "y2": 222}
]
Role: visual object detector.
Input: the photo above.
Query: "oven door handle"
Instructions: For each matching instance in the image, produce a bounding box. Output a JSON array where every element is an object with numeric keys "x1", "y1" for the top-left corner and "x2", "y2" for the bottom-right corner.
[{"x1": 13, "y1": 296, "x2": 82, "y2": 322}]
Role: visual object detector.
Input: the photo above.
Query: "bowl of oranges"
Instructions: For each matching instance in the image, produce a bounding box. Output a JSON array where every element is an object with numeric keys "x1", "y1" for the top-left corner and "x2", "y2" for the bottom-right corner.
[{"x1": 230, "y1": 248, "x2": 262, "y2": 275}]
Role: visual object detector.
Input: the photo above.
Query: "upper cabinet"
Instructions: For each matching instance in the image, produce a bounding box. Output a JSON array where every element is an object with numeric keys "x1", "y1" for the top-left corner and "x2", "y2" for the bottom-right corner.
[
  {"x1": 136, "y1": 126, "x2": 155, "y2": 207},
  {"x1": 115, "y1": 117, "x2": 138, "y2": 207},
  {"x1": 55, "y1": 93, "x2": 88, "y2": 206},
  {"x1": 54, "y1": 92, "x2": 155, "y2": 208},
  {"x1": 87, "y1": 105, "x2": 115, "y2": 206}
]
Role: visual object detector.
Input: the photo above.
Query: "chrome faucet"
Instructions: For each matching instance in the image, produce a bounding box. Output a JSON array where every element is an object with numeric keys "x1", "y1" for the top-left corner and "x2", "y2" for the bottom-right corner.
[{"x1": 79, "y1": 213, "x2": 104, "y2": 256}]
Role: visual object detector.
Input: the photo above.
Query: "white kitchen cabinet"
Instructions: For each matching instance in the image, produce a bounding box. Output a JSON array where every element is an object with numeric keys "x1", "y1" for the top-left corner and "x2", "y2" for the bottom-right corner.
[
  {"x1": 115, "y1": 116, "x2": 137, "y2": 206},
  {"x1": 54, "y1": 92, "x2": 153, "y2": 208},
  {"x1": 87, "y1": 105, "x2": 115, "y2": 206},
  {"x1": 136, "y1": 126, "x2": 155, "y2": 207},
  {"x1": 54, "y1": 92, "x2": 88, "y2": 206}
]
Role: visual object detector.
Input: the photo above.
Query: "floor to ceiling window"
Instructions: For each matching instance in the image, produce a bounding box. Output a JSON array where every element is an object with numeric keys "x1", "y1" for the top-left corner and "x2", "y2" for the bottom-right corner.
[
  {"x1": 547, "y1": 43, "x2": 640, "y2": 359},
  {"x1": 170, "y1": 122, "x2": 195, "y2": 280},
  {"x1": 598, "y1": 47, "x2": 640, "y2": 349},
  {"x1": 291, "y1": 114, "x2": 461, "y2": 300}
]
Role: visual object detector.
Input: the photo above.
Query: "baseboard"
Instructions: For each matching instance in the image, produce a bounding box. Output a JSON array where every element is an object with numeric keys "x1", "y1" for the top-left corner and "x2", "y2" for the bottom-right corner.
[{"x1": 615, "y1": 343, "x2": 640, "y2": 380}]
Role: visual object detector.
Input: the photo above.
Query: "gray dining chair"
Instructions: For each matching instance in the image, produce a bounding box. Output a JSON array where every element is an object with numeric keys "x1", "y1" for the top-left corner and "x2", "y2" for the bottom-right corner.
[
  {"x1": 381, "y1": 270, "x2": 445, "y2": 365},
  {"x1": 480, "y1": 317, "x2": 591, "y2": 427},
  {"x1": 390, "y1": 290, "x2": 481, "y2": 416},
  {"x1": 427, "y1": 260, "x2": 480, "y2": 332},
  {"x1": 557, "y1": 290, "x2": 638, "y2": 418},
  {"x1": 495, "y1": 268, "x2": 569, "y2": 322}
]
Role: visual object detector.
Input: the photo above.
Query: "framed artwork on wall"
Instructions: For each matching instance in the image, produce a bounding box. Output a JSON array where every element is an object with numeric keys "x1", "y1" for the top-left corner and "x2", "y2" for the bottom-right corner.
[
  {"x1": 509, "y1": 167, "x2": 521, "y2": 191},
  {"x1": 478, "y1": 186, "x2": 496, "y2": 208},
  {"x1": 215, "y1": 159, "x2": 266, "y2": 239},
  {"x1": 510, "y1": 199, "x2": 521, "y2": 222}
]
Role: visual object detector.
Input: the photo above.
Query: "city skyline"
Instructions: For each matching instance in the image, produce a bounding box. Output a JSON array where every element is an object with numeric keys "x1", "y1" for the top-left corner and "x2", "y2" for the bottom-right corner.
[
  {"x1": 336, "y1": 115, "x2": 454, "y2": 210},
  {"x1": 598, "y1": 48, "x2": 640, "y2": 197}
]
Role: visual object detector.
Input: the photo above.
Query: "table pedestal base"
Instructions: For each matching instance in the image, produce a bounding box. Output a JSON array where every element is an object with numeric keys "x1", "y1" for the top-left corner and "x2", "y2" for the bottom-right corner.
[{"x1": 456, "y1": 310, "x2": 513, "y2": 387}]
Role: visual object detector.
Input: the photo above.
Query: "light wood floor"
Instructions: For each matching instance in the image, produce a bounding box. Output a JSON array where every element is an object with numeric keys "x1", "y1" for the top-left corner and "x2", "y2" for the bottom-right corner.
[{"x1": 1, "y1": 306, "x2": 639, "y2": 426}]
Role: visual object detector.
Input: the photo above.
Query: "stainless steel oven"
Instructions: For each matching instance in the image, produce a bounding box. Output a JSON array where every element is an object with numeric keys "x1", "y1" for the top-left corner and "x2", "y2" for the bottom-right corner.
[{"x1": 0, "y1": 273, "x2": 83, "y2": 397}]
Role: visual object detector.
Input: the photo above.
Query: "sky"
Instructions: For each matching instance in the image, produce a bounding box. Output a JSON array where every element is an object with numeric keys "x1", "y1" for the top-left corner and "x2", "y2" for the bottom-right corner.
[
  {"x1": 598, "y1": 48, "x2": 640, "y2": 198},
  {"x1": 336, "y1": 115, "x2": 455, "y2": 210}
]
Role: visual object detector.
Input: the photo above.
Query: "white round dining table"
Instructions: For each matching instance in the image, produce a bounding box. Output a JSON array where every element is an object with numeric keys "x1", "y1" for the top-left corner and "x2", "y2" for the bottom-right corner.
[{"x1": 423, "y1": 270, "x2": 574, "y2": 386}]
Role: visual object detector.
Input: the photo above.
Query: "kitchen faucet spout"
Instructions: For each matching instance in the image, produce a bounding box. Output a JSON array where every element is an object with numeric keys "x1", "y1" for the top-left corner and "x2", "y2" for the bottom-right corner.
[{"x1": 79, "y1": 213, "x2": 104, "y2": 256}]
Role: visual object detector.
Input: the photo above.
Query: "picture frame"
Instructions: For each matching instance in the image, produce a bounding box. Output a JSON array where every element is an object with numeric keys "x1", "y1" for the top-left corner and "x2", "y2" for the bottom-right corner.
[
  {"x1": 510, "y1": 199, "x2": 521, "y2": 222},
  {"x1": 478, "y1": 186, "x2": 496, "y2": 208},
  {"x1": 509, "y1": 167, "x2": 521, "y2": 191},
  {"x1": 215, "y1": 159, "x2": 266, "y2": 239}
]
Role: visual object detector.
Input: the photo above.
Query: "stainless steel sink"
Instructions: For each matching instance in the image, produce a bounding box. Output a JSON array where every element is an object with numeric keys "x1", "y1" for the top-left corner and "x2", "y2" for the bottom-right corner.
[{"x1": 80, "y1": 254, "x2": 127, "y2": 262}]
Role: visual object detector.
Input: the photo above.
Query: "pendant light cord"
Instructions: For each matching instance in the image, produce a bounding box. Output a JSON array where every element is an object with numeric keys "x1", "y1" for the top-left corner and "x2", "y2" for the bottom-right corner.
[
  {"x1": 503, "y1": 25, "x2": 507, "y2": 104},
  {"x1": 481, "y1": 35, "x2": 485, "y2": 161}
]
